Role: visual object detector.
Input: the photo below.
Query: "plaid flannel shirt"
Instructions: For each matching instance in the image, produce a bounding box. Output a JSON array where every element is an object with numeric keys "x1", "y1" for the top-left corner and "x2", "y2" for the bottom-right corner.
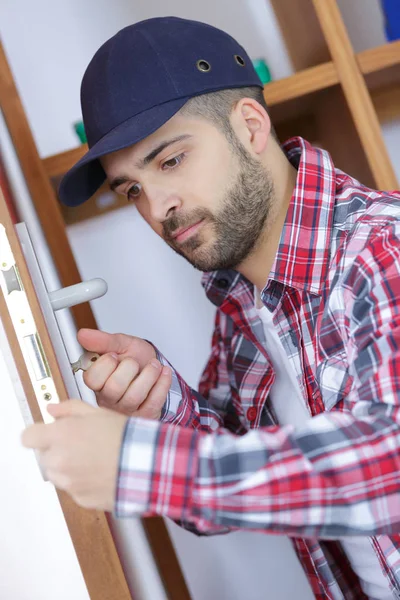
[{"x1": 115, "y1": 137, "x2": 400, "y2": 599}]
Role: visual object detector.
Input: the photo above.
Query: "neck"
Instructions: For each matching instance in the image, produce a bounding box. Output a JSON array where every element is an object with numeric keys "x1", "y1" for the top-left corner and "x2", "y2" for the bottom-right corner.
[{"x1": 237, "y1": 147, "x2": 297, "y2": 292}]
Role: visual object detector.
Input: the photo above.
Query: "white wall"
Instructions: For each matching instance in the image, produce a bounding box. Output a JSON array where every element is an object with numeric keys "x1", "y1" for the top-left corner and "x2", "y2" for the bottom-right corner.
[
  {"x1": 0, "y1": 0, "x2": 139, "y2": 157},
  {"x1": 0, "y1": 1, "x2": 399, "y2": 599},
  {"x1": 336, "y1": 0, "x2": 387, "y2": 52}
]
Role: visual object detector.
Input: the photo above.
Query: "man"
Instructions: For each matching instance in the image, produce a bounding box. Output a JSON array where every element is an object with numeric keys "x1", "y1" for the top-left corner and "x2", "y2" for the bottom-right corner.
[{"x1": 22, "y1": 17, "x2": 400, "y2": 600}]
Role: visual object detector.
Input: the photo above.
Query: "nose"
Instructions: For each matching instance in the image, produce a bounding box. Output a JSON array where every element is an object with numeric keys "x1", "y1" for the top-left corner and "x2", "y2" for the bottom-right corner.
[{"x1": 145, "y1": 184, "x2": 182, "y2": 223}]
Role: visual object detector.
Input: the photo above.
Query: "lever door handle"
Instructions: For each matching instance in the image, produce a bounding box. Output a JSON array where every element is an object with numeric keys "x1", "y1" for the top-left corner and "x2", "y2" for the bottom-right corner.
[{"x1": 48, "y1": 278, "x2": 107, "y2": 311}]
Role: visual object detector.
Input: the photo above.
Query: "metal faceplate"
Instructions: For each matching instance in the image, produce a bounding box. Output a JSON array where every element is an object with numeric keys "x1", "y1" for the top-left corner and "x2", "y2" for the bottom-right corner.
[{"x1": 0, "y1": 223, "x2": 58, "y2": 425}]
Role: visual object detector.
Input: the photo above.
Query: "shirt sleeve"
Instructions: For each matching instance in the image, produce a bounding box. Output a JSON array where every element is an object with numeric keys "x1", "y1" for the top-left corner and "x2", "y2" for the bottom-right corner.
[
  {"x1": 155, "y1": 310, "x2": 245, "y2": 434},
  {"x1": 141, "y1": 310, "x2": 238, "y2": 535},
  {"x1": 115, "y1": 223, "x2": 400, "y2": 537}
]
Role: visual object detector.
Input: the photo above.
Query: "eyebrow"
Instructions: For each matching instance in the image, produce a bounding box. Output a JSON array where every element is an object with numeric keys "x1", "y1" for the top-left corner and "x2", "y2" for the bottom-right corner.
[{"x1": 109, "y1": 134, "x2": 192, "y2": 192}]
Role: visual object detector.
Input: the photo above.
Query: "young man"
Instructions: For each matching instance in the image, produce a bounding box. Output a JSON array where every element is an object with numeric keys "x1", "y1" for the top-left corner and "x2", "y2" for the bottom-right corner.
[{"x1": 23, "y1": 17, "x2": 400, "y2": 600}]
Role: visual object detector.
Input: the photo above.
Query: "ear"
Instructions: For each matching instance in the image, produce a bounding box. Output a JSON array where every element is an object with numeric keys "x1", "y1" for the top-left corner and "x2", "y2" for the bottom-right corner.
[{"x1": 233, "y1": 98, "x2": 272, "y2": 155}]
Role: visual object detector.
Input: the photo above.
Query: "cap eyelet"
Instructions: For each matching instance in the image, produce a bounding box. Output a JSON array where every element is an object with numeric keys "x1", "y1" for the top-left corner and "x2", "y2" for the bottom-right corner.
[
  {"x1": 196, "y1": 59, "x2": 211, "y2": 72},
  {"x1": 234, "y1": 55, "x2": 246, "y2": 67}
]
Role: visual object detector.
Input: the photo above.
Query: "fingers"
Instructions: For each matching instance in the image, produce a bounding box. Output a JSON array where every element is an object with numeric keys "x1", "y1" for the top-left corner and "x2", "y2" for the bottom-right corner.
[
  {"x1": 97, "y1": 358, "x2": 140, "y2": 407},
  {"x1": 77, "y1": 329, "x2": 132, "y2": 355},
  {"x1": 83, "y1": 353, "x2": 120, "y2": 392},
  {"x1": 21, "y1": 422, "x2": 54, "y2": 450},
  {"x1": 136, "y1": 366, "x2": 172, "y2": 419},
  {"x1": 81, "y1": 343, "x2": 172, "y2": 418},
  {"x1": 117, "y1": 360, "x2": 164, "y2": 412},
  {"x1": 77, "y1": 329, "x2": 156, "y2": 369},
  {"x1": 47, "y1": 399, "x2": 96, "y2": 419},
  {"x1": 94, "y1": 358, "x2": 171, "y2": 417}
]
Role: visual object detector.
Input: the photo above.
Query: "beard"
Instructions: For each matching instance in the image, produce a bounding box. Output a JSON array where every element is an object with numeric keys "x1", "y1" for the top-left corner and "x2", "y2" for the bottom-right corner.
[{"x1": 162, "y1": 142, "x2": 274, "y2": 272}]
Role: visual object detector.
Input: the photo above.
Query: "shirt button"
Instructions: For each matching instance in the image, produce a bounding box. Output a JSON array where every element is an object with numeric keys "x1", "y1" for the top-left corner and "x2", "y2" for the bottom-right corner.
[
  {"x1": 247, "y1": 407, "x2": 258, "y2": 421},
  {"x1": 217, "y1": 278, "x2": 230, "y2": 289}
]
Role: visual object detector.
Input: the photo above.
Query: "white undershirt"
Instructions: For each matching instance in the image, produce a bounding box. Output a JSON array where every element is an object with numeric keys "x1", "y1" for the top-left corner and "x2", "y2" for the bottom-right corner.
[{"x1": 254, "y1": 290, "x2": 393, "y2": 600}]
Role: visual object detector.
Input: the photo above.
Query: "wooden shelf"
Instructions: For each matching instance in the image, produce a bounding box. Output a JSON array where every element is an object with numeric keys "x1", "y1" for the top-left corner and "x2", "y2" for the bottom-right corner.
[
  {"x1": 362, "y1": 42, "x2": 400, "y2": 125},
  {"x1": 43, "y1": 145, "x2": 87, "y2": 178},
  {"x1": 265, "y1": 40, "x2": 400, "y2": 107},
  {"x1": 264, "y1": 61, "x2": 338, "y2": 106},
  {"x1": 358, "y1": 40, "x2": 400, "y2": 75},
  {"x1": 371, "y1": 83, "x2": 400, "y2": 124}
]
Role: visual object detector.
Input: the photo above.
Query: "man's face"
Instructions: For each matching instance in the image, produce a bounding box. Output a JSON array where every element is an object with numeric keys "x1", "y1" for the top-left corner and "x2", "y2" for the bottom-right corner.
[{"x1": 101, "y1": 112, "x2": 274, "y2": 272}]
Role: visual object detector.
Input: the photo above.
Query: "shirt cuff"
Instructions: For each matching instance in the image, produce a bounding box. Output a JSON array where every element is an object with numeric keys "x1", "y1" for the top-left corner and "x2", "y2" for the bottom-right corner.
[
  {"x1": 145, "y1": 341, "x2": 186, "y2": 424},
  {"x1": 114, "y1": 416, "x2": 200, "y2": 519}
]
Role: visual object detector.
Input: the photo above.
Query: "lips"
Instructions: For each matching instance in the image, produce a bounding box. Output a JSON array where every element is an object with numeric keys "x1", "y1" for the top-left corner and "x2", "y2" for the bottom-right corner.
[{"x1": 172, "y1": 219, "x2": 204, "y2": 243}]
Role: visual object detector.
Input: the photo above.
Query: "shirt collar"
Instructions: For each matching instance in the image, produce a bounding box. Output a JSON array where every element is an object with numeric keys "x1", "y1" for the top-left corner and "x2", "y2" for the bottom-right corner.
[
  {"x1": 268, "y1": 136, "x2": 336, "y2": 295},
  {"x1": 202, "y1": 137, "x2": 336, "y2": 307}
]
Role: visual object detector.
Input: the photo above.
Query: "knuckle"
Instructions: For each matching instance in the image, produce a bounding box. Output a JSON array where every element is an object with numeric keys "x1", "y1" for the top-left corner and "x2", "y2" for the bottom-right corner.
[
  {"x1": 66, "y1": 475, "x2": 90, "y2": 497},
  {"x1": 123, "y1": 356, "x2": 139, "y2": 368},
  {"x1": 96, "y1": 394, "x2": 108, "y2": 407},
  {"x1": 51, "y1": 452, "x2": 69, "y2": 473},
  {"x1": 102, "y1": 379, "x2": 124, "y2": 401},
  {"x1": 122, "y1": 357, "x2": 140, "y2": 376},
  {"x1": 137, "y1": 406, "x2": 162, "y2": 420},
  {"x1": 132, "y1": 337, "x2": 156, "y2": 361},
  {"x1": 120, "y1": 394, "x2": 142, "y2": 413},
  {"x1": 115, "y1": 405, "x2": 136, "y2": 417},
  {"x1": 83, "y1": 376, "x2": 102, "y2": 394},
  {"x1": 146, "y1": 361, "x2": 161, "y2": 378},
  {"x1": 83, "y1": 361, "x2": 112, "y2": 391},
  {"x1": 63, "y1": 475, "x2": 75, "y2": 492},
  {"x1": 147, "y1": 406, "x2": 162, "y2": 419},
  {"x1": 47, "y1": 460, "x2": 73, "y2": 490}
]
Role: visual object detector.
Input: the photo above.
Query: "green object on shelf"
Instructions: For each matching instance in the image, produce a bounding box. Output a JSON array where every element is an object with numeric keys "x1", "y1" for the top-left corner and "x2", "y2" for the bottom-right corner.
[
  {"x1": 252, "y1": 59, "x2": 272, "y2": 84},
  {"x1": 74, "y1": 120, "x2": 87, "y2": 144}
]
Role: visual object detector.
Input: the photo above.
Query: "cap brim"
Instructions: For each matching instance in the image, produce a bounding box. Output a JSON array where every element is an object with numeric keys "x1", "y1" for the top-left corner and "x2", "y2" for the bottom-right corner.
[{"x1": 58, "y1": 97, "x2": 189, "y2": 207}]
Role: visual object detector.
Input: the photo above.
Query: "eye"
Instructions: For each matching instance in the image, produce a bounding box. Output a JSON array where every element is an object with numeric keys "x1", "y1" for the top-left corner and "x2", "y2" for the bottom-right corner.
[
  {"x1": 161, "y1": 153, "x2": 185, "y2": 170},
  {"x1": 127, "y1": 182, "x2": 142, "y2": 200}
]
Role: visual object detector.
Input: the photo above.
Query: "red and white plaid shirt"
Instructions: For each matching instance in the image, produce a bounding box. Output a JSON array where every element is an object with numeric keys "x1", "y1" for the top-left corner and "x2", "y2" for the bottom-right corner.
[{"x1": 115, "y1": 137, "x2": 400, "y2": 599}]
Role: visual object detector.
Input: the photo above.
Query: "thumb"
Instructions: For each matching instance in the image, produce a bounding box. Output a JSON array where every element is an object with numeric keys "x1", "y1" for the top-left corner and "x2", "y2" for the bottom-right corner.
[
  {"x1": 77, "y1": 328, "x2": 132, "y2": 356},
  {"x1": 47, "y1": 399, "x2": 97, "y2": 419}
]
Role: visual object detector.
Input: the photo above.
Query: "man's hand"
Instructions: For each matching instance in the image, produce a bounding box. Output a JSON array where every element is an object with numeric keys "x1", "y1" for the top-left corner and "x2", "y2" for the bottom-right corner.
[
  {"x1": 21, "y1": 400, "x2": 128, "y2": 512},
  {"x1": 77, "y1": 328, "x2": 172, "y2": 418}
]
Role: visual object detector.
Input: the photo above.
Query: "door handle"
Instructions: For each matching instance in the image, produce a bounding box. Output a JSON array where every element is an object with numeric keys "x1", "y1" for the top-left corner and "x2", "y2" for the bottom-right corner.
[{"x1": 48, "y1": 278, "x2": 107, "y2": 311}]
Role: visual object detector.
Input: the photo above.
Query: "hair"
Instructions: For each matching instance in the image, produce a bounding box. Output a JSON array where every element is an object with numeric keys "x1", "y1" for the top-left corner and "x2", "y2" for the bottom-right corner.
[{"x1": 179, "y1": 86, "x2": 278, "y2": 149}]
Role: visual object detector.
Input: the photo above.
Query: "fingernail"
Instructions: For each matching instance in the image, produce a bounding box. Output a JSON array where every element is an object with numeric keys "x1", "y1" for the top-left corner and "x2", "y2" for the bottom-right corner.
[
  {"x1": 151, "y1": 359, "x2": 160, "y2": 369},
  {"x1": 110, "y1": 353, "x2": 118, "y2": 359},
  {"x1": 162, "y1": 367, "x2": 170, "y2": 376}
]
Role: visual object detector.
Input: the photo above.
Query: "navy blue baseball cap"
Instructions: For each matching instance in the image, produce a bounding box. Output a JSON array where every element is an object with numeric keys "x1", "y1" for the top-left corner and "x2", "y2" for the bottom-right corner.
[{"x1": 59, "y1": 17, "x2": 263, "y2": 207}]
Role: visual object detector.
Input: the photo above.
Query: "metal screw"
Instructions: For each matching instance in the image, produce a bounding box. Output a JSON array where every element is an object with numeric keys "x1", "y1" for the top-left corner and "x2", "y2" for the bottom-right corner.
[
  {"x1": 41, "y1": 385, "x2": 47, "y2": 390},
  {"x1": 20, "y1": 319, "x2": 25, "y2": 324},
  {"x1": 2, "y1": 262, "x2": 7, "y2": 268},
  {"x1": 43, "y1": 393, "x2": 52, "y2": 401}
]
